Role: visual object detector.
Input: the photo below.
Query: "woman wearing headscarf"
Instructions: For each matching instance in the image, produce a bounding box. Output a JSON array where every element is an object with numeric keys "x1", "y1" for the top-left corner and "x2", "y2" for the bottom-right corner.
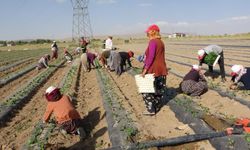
[
  {"x1": 141, "y1": 24, "x2": 168, "y2": 115},
  {"x1": 180, "y1": 65, "x2": 208, "y2": 96},
  {"x1": 197, "y1": 45, "x2": 226, "y2": 82},
  {"x1": 230, "y1": 65, "x2": 250, "y2": 90}
]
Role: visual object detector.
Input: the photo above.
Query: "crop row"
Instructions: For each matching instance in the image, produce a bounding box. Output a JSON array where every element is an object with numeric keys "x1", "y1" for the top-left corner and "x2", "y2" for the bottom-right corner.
[
  {"x1": 127, "y1": 67, "x2": 249, "y2": 149},
  {"x1": 0, "y1": 58, "x2": 34, "y2": 72},
  {"x1": 24, "y1": 58, "x2": 81, "y2": 149},
  {"x1": 0, "y1": 59, "x2": 66, "y2": 125},
  {"x1": 95, "y1": 68, "x2": 138, "y2": 147},
  {"x1": 0, "y1": 64, "x2": 36, "y2": 87},
  {"x1": 0, "y1": 49, "x2": 50, "y2": 66}
]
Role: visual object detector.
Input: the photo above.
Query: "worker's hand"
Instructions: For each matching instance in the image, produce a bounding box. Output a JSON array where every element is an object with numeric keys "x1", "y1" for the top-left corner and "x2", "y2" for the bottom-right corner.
[
  {"x1": 229, "y1": 84, "x2": 237, "y2": 90},
  {"x1": 141, "y1": 69, "x2": 147, "y2": 78}
]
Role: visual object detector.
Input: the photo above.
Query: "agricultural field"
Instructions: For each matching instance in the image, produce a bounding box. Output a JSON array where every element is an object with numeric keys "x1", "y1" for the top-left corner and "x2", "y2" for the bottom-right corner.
[{"x1": 0, "y1": 37, "x2": 250, "y2": 150}]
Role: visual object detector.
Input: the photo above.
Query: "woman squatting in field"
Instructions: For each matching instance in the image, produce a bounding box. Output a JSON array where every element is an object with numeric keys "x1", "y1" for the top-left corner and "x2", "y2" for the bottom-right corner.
[
  {"x1": 180, "y1": 65, "x2": 208, "y2": 97},
  {"x1": 43, "y1": 86, "x2": 86, "y2": 140},
  {"x1": 36, "y1": 54, "x2": 50, "y2": 70},
  {"x1": 141, "y1": 24, "x2": 168, "y2": 115},
  {"x1": 230, "y1": 65, "x2": 250, "y2": 90}
]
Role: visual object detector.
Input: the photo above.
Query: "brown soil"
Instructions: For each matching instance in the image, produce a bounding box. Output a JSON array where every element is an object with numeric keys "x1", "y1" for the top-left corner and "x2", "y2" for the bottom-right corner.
[
  {"x1": 0, "y1": 38, "x2": 249, "y2": 150},
  {"x1": 0, "y1": 59, "x2": 36, "y2": 79},
  {"x1": 0, "y1": 69, "x2": 38, "y2": 102}
]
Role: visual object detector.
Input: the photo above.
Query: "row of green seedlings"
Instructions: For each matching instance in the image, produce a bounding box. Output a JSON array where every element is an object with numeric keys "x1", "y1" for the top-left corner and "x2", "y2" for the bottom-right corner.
[
  {"x1": 25, "y1": 60, "x2": 80, "y2": 149},
  {"x1": 96, "y1": 69, "x2": 138, "y2": 143},
  {"x1": 0, "y1": 58, "x2": 34, "y2": 72},
  {"x1": 167, "y1": 59, "x2": 250, "y2": 108},
  {"x1": 0, "y1": 48, "x2": 51, "y2": 66},
  {"x1": 0, "y1": 63, "x2": 36, "y2": 87},
  {"x1": 0, "y1": 59, "x2": 64, "y2": 107},
  {"x1": 130, "y1": 67, "x2": 250, "y2": 148}
]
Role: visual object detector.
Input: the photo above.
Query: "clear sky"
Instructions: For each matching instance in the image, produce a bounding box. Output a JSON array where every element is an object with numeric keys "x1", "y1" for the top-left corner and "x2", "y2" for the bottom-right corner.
[{"x1": 0, "y1": 0, "x2": 250, "y2": 40}]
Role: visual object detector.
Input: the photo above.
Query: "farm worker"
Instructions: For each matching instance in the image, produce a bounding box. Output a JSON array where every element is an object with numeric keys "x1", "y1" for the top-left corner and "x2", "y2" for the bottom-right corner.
[
  {"x1": 119, "y1": 50, "x2": 134, "y2": 72},
  {"x1": 141, "y1": 24, "x2": 168, "y2": 115},
  {"x1": 99, "y1": 50, "x2": 111, "y2": 68},
  {"x1": 104, "y1": 36, "x2": 113, "y2": 51},
  {"x1": 74, "y1": 47, "x2": 81, "y2": 55},
  {"x1": 230, "y1": 65, "x2": 250, "y2": 90},
  {"x1": 51, "y1": 41, "x2": 59, "y2": 59},
  {"x1": 180, "y1": 65, "x2": 208, "y2": 96},
  {"x1": 197, "y1": 45, "x2": 226, "y2": 82},
  {"x1": 108, "y1": 50, "x2": 123, "y2": 75},
  {"x1": 86, "y1": 52, "x2": 99, "y2": 71},
  {"x1": 36, "y1": 54, "x2": 50, "y2": 70},
  {"x1": 43, "y1": 86, "x2": 86, "y2": 139},
  {"x1": 64, "y1": 48, "x2": 73, "y2": 63},
  {"x1": 80, "y1": 37, "x2": 89, "y2": 53},
  {"x1": 80, "y1": 53, "x2": 88, "y2": 72}
]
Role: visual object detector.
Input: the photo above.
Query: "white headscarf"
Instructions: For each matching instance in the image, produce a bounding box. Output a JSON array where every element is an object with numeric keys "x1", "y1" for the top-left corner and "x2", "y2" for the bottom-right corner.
[{"x1": 231, "y1": 65, "x2": 247, "y2": 83}]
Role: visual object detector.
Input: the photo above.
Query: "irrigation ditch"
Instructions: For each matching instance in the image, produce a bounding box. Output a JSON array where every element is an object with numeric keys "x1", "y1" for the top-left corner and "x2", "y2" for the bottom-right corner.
[
  {"x1": 23, "y1": 58, "x2": 81, "y2": 149},
  {"x1": 0, "y1": 59, "x2": 66, "y2": 126}
]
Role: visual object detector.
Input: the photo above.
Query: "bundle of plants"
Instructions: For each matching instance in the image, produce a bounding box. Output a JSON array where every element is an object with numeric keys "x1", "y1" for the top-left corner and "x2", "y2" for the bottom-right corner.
[{"x1": 204, "y1": 52, "x2": 218, "y2": 66}]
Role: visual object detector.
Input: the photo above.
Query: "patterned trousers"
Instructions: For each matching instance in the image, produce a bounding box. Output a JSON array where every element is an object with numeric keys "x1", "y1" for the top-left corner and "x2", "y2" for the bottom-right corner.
[
  {"x1": 181, "y1": 80, "x2": 208, "y2": 96},
  {"x1": 142, "y1": 76, "x2": 166, "y2": 113}
]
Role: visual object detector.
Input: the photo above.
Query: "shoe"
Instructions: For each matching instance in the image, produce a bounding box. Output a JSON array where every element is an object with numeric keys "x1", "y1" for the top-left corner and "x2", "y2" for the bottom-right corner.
[
  {"x1": 142, "y1": 111, "x2": 156, "y2": 116},
  {"x1": 77, "y1": 127, "x2": 86, "y2": 140}
]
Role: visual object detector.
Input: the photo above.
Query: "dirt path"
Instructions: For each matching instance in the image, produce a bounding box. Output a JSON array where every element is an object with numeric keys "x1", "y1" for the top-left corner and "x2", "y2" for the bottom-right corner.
[{"x1": 0, "y1": 63, "x2": 70, "y2": 149}]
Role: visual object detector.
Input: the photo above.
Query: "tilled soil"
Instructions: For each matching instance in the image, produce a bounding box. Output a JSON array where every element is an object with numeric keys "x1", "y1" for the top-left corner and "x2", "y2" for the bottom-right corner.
[
  {"x1": 0, "y1": 39, "x2": 249, "y2": 149},
  {"x1": 0, "y1": 63, "x2": 70, "y2": 149},
  {"x1": 46, "y1": 67, "x2": 111, "y2": 150},
  {"x1": 0, "y1": 69, "x2": 38, "y2": 102}
]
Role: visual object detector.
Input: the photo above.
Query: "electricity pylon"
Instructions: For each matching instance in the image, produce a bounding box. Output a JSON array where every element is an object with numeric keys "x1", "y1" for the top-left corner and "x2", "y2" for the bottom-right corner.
[{"x1": 71, "y1": 0, "x2": 93, "y2": 42}]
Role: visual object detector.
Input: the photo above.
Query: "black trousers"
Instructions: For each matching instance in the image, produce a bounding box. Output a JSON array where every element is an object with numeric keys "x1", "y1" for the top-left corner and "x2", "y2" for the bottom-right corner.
[{"x1": 208, "y1": 52, "x2": 225, "y2": 79}]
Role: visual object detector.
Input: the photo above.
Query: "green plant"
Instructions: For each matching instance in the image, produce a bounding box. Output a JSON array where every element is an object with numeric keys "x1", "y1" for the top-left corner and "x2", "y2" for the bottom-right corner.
[{"x1": 204, "y1": 52, "x2": 218, "y2": 66}]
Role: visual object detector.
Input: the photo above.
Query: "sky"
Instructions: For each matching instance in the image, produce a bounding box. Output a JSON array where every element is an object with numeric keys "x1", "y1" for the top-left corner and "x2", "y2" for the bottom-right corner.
[{"x1": 0, "y1": 0, "x2": 250, "y2": 40}]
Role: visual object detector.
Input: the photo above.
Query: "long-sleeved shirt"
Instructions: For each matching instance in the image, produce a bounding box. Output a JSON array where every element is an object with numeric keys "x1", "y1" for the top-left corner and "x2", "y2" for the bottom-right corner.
[
  {"x1": 43, "y1": 95, "x2": 81, "y2": 124},
  {"x1": 144, "y1": 38, "x2": 167, "y2": 77},
  {"x1": 144, "y1": 40, "x2": 157, "y2": 69},
  {"x1": 203, "y1": 45, "x2": 223, "y2": 55},
  {"x1": 87, "y1": 52, "x2": 97, "y2": 63},
  {"x1": 232, "y1": 68, "x2": 250, "y2": 90},
  {"x1": 183, "y1": 69, "x2": 206, "y2": 82},
  {"x1": 119, "y1": 52, "x2": 132, "y2": 67},
  {"x1": 105, "y1": 38, "x2": 113, "y2": 50},
  {"x1": 38, "y1": 57, "x2": 49, "y2": 68}
]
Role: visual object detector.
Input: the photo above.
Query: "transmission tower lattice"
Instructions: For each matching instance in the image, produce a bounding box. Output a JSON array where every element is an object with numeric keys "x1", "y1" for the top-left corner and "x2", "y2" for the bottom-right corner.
[{"x1": 71, "y1": 0, "x2": 93, "y2": 42}]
